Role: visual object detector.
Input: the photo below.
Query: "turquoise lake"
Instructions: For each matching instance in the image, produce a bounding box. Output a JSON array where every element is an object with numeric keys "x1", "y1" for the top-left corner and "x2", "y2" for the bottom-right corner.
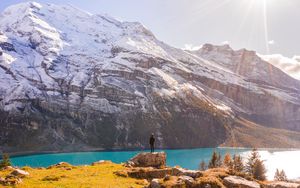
[{"x1": 9, "y1": 148, "x2": 300, "y2": 180}]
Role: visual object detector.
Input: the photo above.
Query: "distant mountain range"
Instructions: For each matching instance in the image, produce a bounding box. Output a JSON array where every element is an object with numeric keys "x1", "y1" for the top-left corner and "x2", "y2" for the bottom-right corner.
[{"x1": 0, "y1": 2, "x2": 300, "y2": 153}]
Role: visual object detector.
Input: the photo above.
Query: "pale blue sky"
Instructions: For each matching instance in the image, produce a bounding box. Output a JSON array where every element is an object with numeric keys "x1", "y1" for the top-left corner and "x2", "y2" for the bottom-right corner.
[{"x1": 0, "y1": 0, "x2": 299, "y2": 57}]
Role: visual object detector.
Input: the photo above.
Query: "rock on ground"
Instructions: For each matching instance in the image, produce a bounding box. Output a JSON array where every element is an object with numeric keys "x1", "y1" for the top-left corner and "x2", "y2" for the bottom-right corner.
[
  {"x1": 91, "y1": 160, "x2": 113, "y2": 166},
  {"x1": 262, "y1": 181, "x2": 300, "y2": 188},
  {"x1": 150, "y1": 178, "x2": 161, "y2": 188},
  {"x1": 174, "y1": 167, "x2": 203, "y2": 178},
  {"x1": 127, "y1": 152, "x2": 166, "y2": 168},
  {"x1": 10, "y1": 169, "x2": 30, "y2": 178},
  {"x1": 223, "y1": 176, "x2": 260, "y2": 188}
]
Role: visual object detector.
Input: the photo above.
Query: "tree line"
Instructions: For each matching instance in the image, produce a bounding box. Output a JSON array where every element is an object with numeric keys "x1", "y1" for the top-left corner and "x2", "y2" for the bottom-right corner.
[{"x1": 199, "y1": 148, "x2": 288, "y2": 181}]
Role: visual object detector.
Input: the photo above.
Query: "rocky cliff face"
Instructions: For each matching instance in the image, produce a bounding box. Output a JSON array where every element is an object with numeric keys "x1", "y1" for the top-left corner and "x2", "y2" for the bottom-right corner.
[{"x1": 0, "y1": 2, "x2": 300, "y2": 153}]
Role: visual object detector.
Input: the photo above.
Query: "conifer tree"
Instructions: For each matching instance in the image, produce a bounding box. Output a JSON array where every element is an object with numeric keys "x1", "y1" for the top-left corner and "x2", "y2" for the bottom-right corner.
[
  {"x1": 274, "y1": 169, "x2": 280, "y2": 181},
  {"x1": 223, "y1": 153, "x2": 232, "y2": 168},
  {"x1": 274, "y1": 169, "x2": 288, "y2": 181},
  {"x1": 208, "y1": 151, "x2": 222, "y2": 168},
  {"x1": 0, "y1": 153, "x2": 12, "y2": 169},
  {"x1": 279, "y1": 170, "x2": 288, "y2": 181},
  {"x1": 245, "y1": 148, "x2": 260, "y2": 175},
  {"x1": 245, "y1": 148, "x2": 267, "y2": 180},
  {"x1": 233, "y1": 154, "x2": 244, "y2": 172},
  {"x1": 216, "y1": 152, "x2": 222, "y2": 167},
  {"x1": 253, "y1": 160, "x2": 267, "y2": 181},
  {"x1": 199, "y1": 160, "x2": 207, "y2": 171}
]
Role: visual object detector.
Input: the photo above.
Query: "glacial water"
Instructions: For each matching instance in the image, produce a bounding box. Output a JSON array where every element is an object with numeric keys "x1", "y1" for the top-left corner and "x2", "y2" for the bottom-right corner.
[{"x1": 9, "y1": 148, "x2": 300, "y2": 180}]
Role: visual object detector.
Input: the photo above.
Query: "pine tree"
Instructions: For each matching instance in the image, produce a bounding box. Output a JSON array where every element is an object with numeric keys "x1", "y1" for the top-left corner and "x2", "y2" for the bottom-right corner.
[
  {"x1": 279, "y1": 170, "x2": 288, "y2": 181},
  {"x1": 253, "y1": 160, "x2": 267, "y2": 181},
  {"x1": 199, "y1": 160, "x2": 207, "y2": 171},
  {"x1": 0, "y1": 153, "x2": 12, "y2": 169},
  {"x1": 245, "y1": 148, "x2": 260, "y2": 175},
  {"x1": 208, "y1": 151, "x2": 222, "y2": 168},
  {"x1": 274, "y1": 168, "x2": 280, "y2": 181},
  {"x1": 216, "y1": 152, "x2": 222, "y2": 167},
  {"x1": 274, "y1": 169, "x2": 288, "y2": 181},
  {"x1": 223, "y1": 153, "x2": 232, "y2": 168},
  {"x1": 245, "y1": 148, "x2": 267, "y2": 180},
  {"x1": 233, "y1": 154, "x2": 244, "y2": 172}
]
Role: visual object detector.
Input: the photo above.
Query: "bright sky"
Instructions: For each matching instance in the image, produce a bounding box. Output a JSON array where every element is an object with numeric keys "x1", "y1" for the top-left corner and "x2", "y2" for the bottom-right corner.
[{"x1": 0, "y1": 0, "x2": 299, "y2": 57}]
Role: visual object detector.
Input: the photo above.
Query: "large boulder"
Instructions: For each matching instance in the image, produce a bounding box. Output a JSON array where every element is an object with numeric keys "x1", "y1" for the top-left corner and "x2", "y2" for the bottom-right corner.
[
  {"x1": 173, "y1": 167, "x2": 203, "y2": 178},
  {"x1": 10, "y1": 169, "x2": 30, "y2": 178},
  {"x1": 262, "y1": 182, "x2": 300, "y2": 188},
  {"x1": 127, "y1": 152, "x2": 166, "y2": 168},
  {"x1": 223, "y1": 176, "x2": 260, "y2": 188}
]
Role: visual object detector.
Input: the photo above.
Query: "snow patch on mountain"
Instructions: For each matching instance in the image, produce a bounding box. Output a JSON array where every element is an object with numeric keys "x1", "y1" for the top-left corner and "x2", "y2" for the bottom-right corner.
[{"x1": 0, "y1": 1, "x2": 300, "y2": 116}]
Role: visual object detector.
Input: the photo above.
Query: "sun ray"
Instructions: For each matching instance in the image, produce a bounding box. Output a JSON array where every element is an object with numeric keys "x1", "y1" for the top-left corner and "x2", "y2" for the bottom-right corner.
[{"x1": 263, "y1": 0, "x2": 270, "y2": 54}]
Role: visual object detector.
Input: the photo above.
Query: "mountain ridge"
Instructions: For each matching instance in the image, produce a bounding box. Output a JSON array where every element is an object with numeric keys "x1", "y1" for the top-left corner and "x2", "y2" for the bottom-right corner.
[{"x1": 0, "y1": 2, "x2": 300, "y2": 153}]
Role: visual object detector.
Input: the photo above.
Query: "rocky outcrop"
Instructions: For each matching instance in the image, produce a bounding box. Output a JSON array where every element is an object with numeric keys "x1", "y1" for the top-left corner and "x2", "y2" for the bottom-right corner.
[
  {"x1": 47, "y1": 162, "x2": 74, "y2": 170},
  {"x1": 126, "y1": 167, "x2": 178, "y2": 179},
  {"x1": 119, "y1": 152, "x2": 202, "y2": 182},
  {"x1": 262, "y1": 182, "x2": 300, "y2": 188},
  {"x1": 124, "y1": 166, "x2": 203, "y2": 180},
  {"x1": 223, "y1": 176, "x2": 260, "y2": 188},
  {"x1": 127, "y1": 152, "x2": 166, "y2": 168},
  {"x1": 10, "y1": 169, "x2": 30, "y2": 178},
  {"x1": 173, "y1": 167, "x2": 203, "y2": 178},
  {"x1": 0, "y1": 176, "x2": 23, "y2": 186},
  {"x1": 0, "y1": 168, "x2": 29, "y2": 186}
]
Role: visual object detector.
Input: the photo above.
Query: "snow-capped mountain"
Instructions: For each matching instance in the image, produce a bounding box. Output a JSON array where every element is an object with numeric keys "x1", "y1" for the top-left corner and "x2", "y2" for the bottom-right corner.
[{"x1": 1, "y1": 2, "x2": 300, "y2": 153}]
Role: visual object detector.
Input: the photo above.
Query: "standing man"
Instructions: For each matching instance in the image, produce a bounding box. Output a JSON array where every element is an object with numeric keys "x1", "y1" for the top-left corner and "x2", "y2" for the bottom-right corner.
[{"x1": 149, "y1": 133, "x2": 155, "y2": 153}]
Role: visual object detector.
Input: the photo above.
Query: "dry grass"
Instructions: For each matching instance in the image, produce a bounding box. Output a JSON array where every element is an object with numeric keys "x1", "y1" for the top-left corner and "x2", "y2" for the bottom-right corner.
[
  {"x1": 222, "y1": 117, "x2": 300, "y2": 148},
  {"x1": 0, "y1": 163, "x2": 148, "y2": 188}
]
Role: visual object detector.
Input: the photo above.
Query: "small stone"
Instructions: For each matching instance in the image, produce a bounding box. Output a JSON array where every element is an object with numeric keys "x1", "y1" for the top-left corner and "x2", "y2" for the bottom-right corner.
[
  {"x1": 113, "y1": 170, "x2": 128, "y2": 177},
  {"x1": 47, "y1": 162, "x2": 73, "y2": 169},
  {"x1": 178, "y1": 175, "x2": 194, "y2": 185},
  {"x1": 163, "y1": 174, "x2": 171, "y2": 181},
  {"x1": 0, "y1": 176, "x2": 5, "y2": 184},
  {"x1": 150, "y1": 178, "x2": 161, "y2": 188},
  {"x1": 91, "y1": 160, "x2": 112, "y2": 166}
]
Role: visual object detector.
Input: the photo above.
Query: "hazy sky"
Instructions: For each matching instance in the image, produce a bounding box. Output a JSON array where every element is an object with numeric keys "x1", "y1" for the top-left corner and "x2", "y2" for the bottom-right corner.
[{"x1": 0, "y1": 0, "x2": 299, "y2": 57}]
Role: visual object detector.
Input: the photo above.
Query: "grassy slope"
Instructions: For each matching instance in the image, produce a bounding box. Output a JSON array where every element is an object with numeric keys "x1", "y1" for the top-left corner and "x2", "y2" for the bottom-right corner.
[
  {"x1": 222, "y1": 117, "x2": 300, "y2": 148},
  {"x1": 0, "y1": 163, "x2": 148, "y2": 188}
]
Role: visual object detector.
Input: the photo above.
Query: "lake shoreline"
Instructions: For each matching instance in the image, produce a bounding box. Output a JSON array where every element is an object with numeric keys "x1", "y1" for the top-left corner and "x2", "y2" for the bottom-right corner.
[
  {"x1": 5, "y1": 148, "x2": 300, "y2": 180},
  {"x1": 3, "y1": 146, "x2": 300, "y2": 158}
]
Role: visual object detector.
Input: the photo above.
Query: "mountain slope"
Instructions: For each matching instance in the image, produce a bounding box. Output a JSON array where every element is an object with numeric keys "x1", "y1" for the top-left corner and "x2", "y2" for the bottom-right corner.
[{"x1": 0, "y1": 2, "x2": 300, "y2": 153}]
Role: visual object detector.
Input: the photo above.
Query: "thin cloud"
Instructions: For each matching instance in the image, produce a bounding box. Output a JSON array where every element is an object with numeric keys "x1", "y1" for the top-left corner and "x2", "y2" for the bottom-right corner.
[
  {"x1": 268, "y1": 40, "x2": 275, "y2": 45},
  {"x1": 260, "y1": 54, "x2": 300, "y2": 80},
  {"x1": 221, "y1": 41, "x2": 230, "y2": 45},
  {"x1": 183, "y1": 44, "x2": 202, "y2": 51}
]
